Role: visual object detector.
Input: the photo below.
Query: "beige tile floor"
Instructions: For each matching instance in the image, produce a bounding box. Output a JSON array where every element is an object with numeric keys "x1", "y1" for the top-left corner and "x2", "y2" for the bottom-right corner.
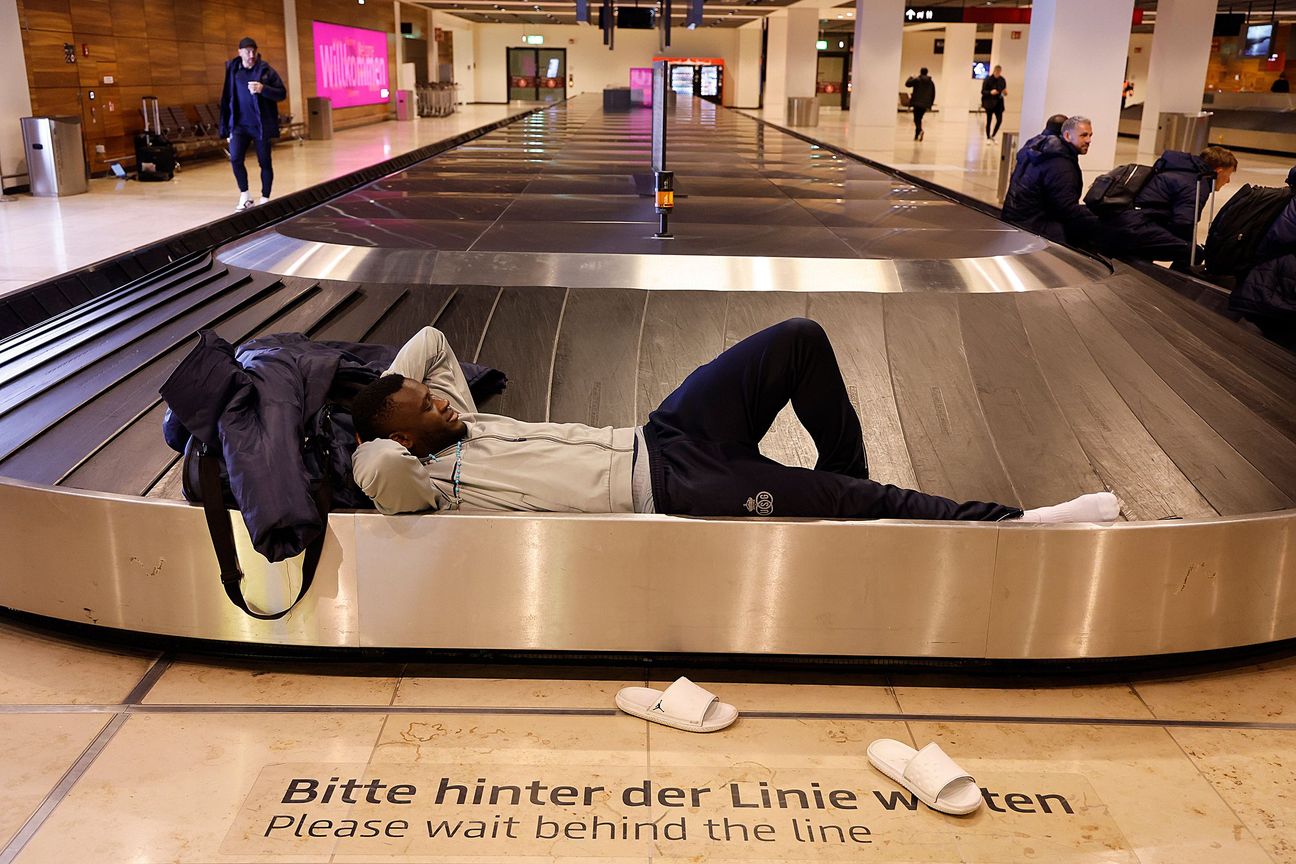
[
  {"x1": 0, "y1": 104, "x2": 521, "y2": 298},
  {"x1": 1, "y1": 612, "x2": 1294, "y2": 863},
  {"x1": 750, "y1": 106, "x2": 1296, "y2": 245}
]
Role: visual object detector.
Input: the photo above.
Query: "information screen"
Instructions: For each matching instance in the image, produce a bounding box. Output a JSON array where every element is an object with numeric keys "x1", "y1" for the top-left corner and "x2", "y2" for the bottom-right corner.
[
  {"x1": 313, "y1": 21, "x2": 391, "y2": 108},
  {"x1": 1243, "y1": 24, "x2": 1273, "y2": 58}
]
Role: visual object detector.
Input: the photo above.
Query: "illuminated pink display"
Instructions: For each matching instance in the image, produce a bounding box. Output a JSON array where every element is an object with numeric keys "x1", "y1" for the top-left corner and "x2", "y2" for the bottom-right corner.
[
  {"x1": 313, "y1": 21, "x2": 390, "y2": 108},
  {"x1": 629, "y1": 67, "x2": 653, "y2": 106}
]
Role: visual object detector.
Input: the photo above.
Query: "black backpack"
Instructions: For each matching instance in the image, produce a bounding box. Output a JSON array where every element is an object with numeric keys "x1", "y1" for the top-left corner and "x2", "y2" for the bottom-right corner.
[
  {"x1": 1204, "y1": 184, "x2": 1294, "y2": 278},
  {"x1": 1084, "y1": 163, "x2": 1156, "y2": 216},
  {"x1": 172, "y1": 371, "x2": 378, "y2": 621}
]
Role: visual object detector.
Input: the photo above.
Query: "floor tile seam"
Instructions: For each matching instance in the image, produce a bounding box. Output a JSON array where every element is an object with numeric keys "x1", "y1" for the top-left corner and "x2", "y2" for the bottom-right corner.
[
  {"x1": 2, "y1": 703, "x2": 1295, "y2": 732},
  {"x1": 1160, "y1": 723, "x2": 1281, "y2": 864},
  {"x1": 0, "y1": 711, "x2": 129, "y2": 864},
  {"x1": 121, "y1": 655, "x2": 172, "y2": 705}
]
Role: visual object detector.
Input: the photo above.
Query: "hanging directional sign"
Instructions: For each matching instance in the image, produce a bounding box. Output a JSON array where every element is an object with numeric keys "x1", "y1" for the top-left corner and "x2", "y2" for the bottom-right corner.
[{"x1": 903, "y1": 7, "x2": 964, "y2": 23}]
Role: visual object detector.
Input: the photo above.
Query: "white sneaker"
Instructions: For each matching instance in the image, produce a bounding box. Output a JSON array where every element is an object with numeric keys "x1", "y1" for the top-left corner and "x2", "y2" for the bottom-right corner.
[
  {"x1": 234, "y1": 195, "x2": 253, "y2": 211},
  {"x1": 257, "y1": 196, "x2": 270, "y2": 205}
]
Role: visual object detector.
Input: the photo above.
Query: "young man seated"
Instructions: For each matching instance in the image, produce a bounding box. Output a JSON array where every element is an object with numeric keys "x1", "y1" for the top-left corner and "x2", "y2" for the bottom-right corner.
[{"x1": 351, "y1": 318, "x2": 1118, "y2": 523}]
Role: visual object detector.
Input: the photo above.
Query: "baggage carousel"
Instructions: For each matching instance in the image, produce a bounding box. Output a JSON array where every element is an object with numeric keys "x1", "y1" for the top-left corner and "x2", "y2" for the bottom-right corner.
[{"x1": 1, "y1": 95, "x2": 1293, "y2": 659}]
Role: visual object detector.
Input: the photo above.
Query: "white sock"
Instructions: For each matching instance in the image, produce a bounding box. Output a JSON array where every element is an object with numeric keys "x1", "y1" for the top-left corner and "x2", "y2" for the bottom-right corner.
[
  {"x1": 1017, "y1": 492, "x2": 1120, "y2": 524},
  {"x1": 257, "y1": 196, "x2": 269, "y2": 204},
  {"x1": 238, "y1": 191, "x2": 250, "y2": 204}
]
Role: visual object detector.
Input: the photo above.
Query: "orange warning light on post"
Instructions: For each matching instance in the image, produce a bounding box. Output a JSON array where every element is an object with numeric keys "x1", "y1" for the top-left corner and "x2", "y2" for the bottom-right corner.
[{"x1": 656, "y1": 190, "x2": 674, "y2": 209}]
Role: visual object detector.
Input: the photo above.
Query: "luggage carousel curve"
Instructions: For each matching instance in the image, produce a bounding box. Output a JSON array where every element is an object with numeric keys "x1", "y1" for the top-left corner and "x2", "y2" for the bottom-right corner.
[{"x1": 0, "y1": 96, "x2": 1292, "y2": 659}]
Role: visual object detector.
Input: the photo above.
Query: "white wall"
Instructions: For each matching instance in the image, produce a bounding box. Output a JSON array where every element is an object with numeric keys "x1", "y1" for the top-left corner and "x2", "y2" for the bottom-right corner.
[
  {"x1": 470, "y1": 22, "x2": 743, "y2": 105},
  {"x1": 1020, "y1": 0, "x2": 1134, "y2": 170},
  {"x1": 0, "y1": 0, "x2": 33, "y2": 187},
  {"x1": 1125, "y1": 32, "x2": 1151, "y2": 107},
  {"x1": 989, "y1": 23, "x2": 1029, "y2": 121},
  {"x1": 282, "y1": 0, "x2": 305, "y2": 122},
  {"x1": 764, "y1": 15, "x2": 789, "y2": 113},
  {"x1": 939, "y1": 23, "x2": 977, "y2": 117},
  {"x1": 433, "y1": 12, "x2": 476, "y2": 101},
  {"x1": 849, "y1": 0, "x2": 903, "y2": 134},
  {"x1": 898, "y1": 27, "x2": 942, "y2": 94},
  {"x1": 734, "y1": 25, "x2": 762, "y2": 108}
]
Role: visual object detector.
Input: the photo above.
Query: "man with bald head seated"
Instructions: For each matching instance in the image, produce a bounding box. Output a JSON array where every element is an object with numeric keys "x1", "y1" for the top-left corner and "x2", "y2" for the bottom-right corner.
[{"x1": 351, "y1": 321, "x2": 1117, "y2": 524}]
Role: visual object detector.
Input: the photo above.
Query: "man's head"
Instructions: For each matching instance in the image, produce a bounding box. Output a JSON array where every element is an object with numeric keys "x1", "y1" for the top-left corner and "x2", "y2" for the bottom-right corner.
[
  {"x1": 1199, "y1": 145, "x2": 1238, "y2": 191},
  {"x1": 352, "y1": 374, "x2": 468, "y2": 457},
  {"x1": 1061, "y1": 115, "x2": 1093, "y2": 154},
  {"x1": 1043, "y1": 113, "x2": 1068, "y2": 136},
  {"x1": 238, "y1": 37, "x2": 258, "y2": 67},
  {"x1": 1287, "y1": 164, "x2": 1296, "y2": 188},
  {"x1": 919, "y1": 67, "x2": 929, "y2": 76},
  {"x1": 993, "y1": 65, "x2": 1002, "y2": 76}
]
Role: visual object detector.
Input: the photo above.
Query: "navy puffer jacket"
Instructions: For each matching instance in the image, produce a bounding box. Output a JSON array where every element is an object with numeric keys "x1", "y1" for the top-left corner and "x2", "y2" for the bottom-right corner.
[
  {"x1": 1098, "y1": 151, "x2": 1212, "y2": 257},
  {"x1": 161, "y1": 333, "x2": 396, "y2": 562},
  {"x1": 1233, "y1": 252, "x2": 1296, "y2": 325},
  {"x1": 160, "y1": 332, "x2": 505, "y2": 562},
  {"x1": 1001, "y1": 134, "x2": 1098, "y2": 244},
  {"x1": 1254, "y1": 167, "x2": 1296, "y2": 262},
  {"x1": 219, "y1": 56, "x2": 287, "y2": 140}
]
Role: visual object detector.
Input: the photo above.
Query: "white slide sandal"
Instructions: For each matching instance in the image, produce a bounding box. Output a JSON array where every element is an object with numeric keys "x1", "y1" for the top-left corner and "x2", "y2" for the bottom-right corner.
[
  {"x1": 866, "y1": 739, "x2": 983, "y2": 815},
  {"x1": 615, "y1": 677, "x2": 738, "y2": 733}
]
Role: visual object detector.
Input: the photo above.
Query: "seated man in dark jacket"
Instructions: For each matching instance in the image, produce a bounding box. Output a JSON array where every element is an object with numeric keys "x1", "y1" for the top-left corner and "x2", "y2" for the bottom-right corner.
[
  {"x1": 1098, "y1": 146, "x2": 1237, "y2": 267},
  {"x1": 1232, "y1": 165, "x2": 1296, "y2": 348},
  {"x1": 1002, "y1": 115, "x2": 1100, "y2": 245}
]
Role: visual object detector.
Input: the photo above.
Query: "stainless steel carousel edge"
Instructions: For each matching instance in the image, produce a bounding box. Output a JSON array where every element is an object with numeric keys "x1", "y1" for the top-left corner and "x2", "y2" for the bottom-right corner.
[{"x1": 2, "y1": 477, "x2": 1292, "y2": 659}]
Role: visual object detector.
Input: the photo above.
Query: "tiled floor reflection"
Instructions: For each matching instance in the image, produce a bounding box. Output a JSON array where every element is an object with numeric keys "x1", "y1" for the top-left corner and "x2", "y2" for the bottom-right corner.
[{"x1": 1, "y1": 623, "x2": 1294, "y2": 863}]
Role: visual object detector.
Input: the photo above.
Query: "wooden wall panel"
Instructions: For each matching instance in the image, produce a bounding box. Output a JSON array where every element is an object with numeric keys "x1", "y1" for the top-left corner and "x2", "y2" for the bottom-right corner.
[
  {"x1": 296, "y1": 0, "x2": 397, "y2": 129},
  {"x1": 18, "y1": 0, "x2": 292, "y2": 175},
  {"x1": 69, "y1": 0, "x2": 112, "y2": 36}
]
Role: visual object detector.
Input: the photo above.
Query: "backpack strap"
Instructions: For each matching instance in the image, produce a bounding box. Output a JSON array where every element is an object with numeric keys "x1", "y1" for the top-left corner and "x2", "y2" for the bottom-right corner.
[{"x1": 196, "y1": 443, "x2": 333, "y2": 621}]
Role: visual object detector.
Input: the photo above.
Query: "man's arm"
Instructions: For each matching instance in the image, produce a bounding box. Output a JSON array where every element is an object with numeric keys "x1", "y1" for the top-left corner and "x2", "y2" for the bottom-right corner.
[
  {"x1": 260, "y1": 66, "x2": 287, "y2": 102},
  {"x1": 1045, "y1": 163, "x2": 1099, "y2": 231},
  {"x1": 386, "y1": 326, "x2": 478, "y2": 415},
  {"x1": 352, "y1": 438, "x2": 444, "y2": 514}
]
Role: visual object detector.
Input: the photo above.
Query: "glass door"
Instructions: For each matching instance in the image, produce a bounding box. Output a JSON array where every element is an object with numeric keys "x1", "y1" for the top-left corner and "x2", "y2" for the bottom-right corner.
[
  {"x1": 508, "y1": 48, "x2": 567, "y2": 102},
  {"x1": 537, "y1": 49, "x2": 566, "y2": 102},
  {"x1": 816, "y1": 54, "x2": 849, "y2": 109},
  {"x1": 508, "y1": 48, "x2": 539, "y2": 101}
]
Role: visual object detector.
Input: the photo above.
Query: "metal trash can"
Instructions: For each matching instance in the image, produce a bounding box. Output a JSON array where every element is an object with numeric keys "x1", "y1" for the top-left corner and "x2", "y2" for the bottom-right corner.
[
  {"x1": 786, "y1": 96, "x2": 819, "y2": 127},
  {"x1": 997, "y1": 131, "x2": 1019, "y2": 202},
  {"x1": 1155, "y1": 111, "x2": 1212, "y2": 154},
  {"x1": 20, "y1": 116, "x2": 88, "y2": 197},
  {"x1": 395, "y1": 90, "x2": 414, "y2": 121},
  {"x1": 307, "y1": 97, "x2": 333, "y2": 140}
]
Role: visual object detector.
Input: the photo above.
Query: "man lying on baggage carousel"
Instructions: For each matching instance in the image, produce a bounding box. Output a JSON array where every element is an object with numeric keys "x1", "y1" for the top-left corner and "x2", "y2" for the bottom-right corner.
[{"x1": 351, "y1": 318, "x2": 1118, "y2": 524}]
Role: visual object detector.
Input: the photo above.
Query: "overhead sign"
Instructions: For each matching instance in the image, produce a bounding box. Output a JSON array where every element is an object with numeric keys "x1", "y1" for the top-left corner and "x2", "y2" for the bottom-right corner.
[
  {"x1": 904, "y1": 7, "x2": 963, "y2": 23},
  {"x1": 907, "y1": 6, "x2": 1143, "y2": 25},
  {"x1": 523, "y1": 34, "x2": 544, "y2": 45},
  {"x1": 313, "y1": 21, "x2": 390, "y2": 108}
]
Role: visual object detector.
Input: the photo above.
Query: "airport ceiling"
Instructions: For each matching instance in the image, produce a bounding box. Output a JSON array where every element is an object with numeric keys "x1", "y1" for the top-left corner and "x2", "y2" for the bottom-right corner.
[{"x1": 406, "y1": 0, "x2": 1296, "y2": 31}]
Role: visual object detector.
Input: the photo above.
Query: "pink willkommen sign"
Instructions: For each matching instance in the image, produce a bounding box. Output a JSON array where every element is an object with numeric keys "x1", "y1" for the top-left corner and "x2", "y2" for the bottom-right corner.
[{"x1": 313, "y1": 21, "x2": 390, "y2": 108}]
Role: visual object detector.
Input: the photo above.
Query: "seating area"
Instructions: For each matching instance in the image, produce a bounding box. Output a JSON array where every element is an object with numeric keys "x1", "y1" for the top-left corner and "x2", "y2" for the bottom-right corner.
[{"x1": 138, "y1": 102, "x2": 306, "y2": 168}]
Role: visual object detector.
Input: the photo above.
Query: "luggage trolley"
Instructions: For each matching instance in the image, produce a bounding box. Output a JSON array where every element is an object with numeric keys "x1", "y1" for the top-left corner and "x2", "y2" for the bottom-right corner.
[{"x1": 416, "y1": 83, "x2": 458, "y2": 118}]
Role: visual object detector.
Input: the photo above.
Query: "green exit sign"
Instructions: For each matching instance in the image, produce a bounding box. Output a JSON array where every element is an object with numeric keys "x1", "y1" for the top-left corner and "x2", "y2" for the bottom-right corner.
[
  {"x1": 523, "y1": 34, "x2": 544, "y2": 45},
  {"x1": 815, "y1": 40, "x2": 828, "y2": 50}
]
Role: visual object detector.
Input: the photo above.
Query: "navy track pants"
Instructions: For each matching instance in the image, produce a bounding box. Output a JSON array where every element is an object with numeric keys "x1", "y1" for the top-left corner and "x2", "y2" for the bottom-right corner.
[{"x1": 643, "y1": 318, "x2": 1022, "y2": 521}]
